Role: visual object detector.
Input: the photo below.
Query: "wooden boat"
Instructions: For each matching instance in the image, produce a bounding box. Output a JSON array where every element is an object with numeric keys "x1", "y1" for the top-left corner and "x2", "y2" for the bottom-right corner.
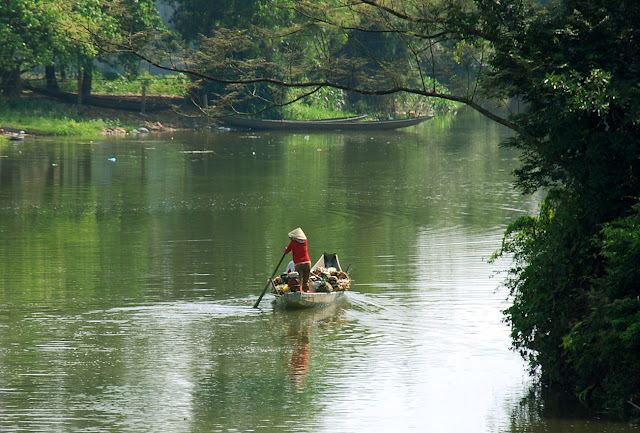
[
  {"x1": 272, "y1": 253, "x2": 351, "y2": 309},
  {"x1": 221, "y1": 115, "x2": 433, "y2": 131},
  {"x1": 273, "y1": 290, "x2": 347, "y2": 309}
]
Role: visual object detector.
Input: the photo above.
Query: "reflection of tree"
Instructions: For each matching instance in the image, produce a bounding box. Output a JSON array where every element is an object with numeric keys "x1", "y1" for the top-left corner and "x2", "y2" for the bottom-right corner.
[
  {"x1": 505, "y1": 385, "x2": 627, "y2": 433},
  {"x1": 0, "y1": 111, "x2": 531, "y2": 303}
]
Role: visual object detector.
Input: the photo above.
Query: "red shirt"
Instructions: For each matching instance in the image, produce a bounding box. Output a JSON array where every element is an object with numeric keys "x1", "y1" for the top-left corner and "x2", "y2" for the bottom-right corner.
[{"x1": 285, "y1": 239, "x2": 311, "y2": 264}]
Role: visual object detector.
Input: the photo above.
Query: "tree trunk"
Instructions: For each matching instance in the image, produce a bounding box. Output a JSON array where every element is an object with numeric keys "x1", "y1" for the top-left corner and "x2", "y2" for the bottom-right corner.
[
  {"x1": 1, "y1": 68, "x2": 22, "y2": 97},
  {"x1": 45, "y1": 65, "x2": 59, "y2": 91},
  {"x1": 76, "y1": 64, "x2": 83, "y2": 105},
  {"x1": 80, "y1": 62, "x2": 93, "y2": 103}
]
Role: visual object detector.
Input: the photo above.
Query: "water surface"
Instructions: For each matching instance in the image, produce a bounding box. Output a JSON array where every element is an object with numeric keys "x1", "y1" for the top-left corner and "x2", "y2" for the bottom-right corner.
[{"x1": 0, "y1": 110, "x2": 634, "y2": 432}]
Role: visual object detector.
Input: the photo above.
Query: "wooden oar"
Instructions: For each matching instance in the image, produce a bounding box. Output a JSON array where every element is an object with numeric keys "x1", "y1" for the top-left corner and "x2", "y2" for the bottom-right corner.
[{"x1": 253, "y1": 251, "x2": 287, "y2": 308}]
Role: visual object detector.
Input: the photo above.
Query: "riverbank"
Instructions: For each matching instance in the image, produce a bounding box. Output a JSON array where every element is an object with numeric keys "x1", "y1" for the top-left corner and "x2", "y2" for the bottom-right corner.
[
  {"x1": 1, "y1": 91, "x2": 454, "y2": 140},
  {"x1": 0, "y1": 93, "x2": 204, "y2": 140}
]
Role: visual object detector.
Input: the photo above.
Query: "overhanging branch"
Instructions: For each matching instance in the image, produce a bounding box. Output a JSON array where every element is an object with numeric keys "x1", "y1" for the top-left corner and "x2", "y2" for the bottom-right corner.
[{"x1": 123, "y1": 45, "x2": 522, "y2": 133}]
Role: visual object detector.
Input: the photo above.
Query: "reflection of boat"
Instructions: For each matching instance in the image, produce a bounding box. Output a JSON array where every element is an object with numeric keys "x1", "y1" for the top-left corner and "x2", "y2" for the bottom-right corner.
[
  {"x1": 273, "y1": 253, "x2": 350, "y2": 310},
  {"x1": 221, "y1": 115, "x2": 432, "y2": 131}
]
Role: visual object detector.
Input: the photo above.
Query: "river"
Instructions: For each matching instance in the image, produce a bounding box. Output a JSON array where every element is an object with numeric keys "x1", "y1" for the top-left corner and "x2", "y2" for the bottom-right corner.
[{"x1": 0, "y1": 109, "x2": 635, "y2": 432}]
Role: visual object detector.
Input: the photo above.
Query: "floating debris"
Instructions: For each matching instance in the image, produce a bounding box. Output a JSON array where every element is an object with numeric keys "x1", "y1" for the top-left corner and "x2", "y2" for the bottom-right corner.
[
  {"x1": 131, "y1": 127, "x2": 150, "y2": 135},
  {"x1": 180, "y1": 150, "x2": 215, "y2": 154},
  {"x1": 103, "y1": 127, "x2": 127, "y2": 136},
  {"x1": 9, "y1": 131, "x2": 26, "y2": 141}
]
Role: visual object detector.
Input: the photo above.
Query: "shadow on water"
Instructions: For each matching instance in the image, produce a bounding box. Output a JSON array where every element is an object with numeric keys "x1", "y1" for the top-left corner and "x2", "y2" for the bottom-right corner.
[{"x1": 506, "y1": 386, "x2": 639, "y2": 433}]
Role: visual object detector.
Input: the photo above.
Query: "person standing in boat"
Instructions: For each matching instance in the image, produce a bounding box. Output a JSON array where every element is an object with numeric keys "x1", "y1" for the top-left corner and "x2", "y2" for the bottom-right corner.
[{"x1": 284, "y1": 227, "x2": 311, "y2": 292}]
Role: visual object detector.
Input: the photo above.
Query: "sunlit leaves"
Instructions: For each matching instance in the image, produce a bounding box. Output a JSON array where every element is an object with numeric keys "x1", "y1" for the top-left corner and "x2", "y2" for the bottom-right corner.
[
  {"x1": 543, "y1": 69, "x2": 613, "y2": 116},
  {"x1": 0, "y1": 0, "x2": 166, "y2": 92},
  {"x1": 0, "y1": 0, "x2": 62, "y2": 69}
]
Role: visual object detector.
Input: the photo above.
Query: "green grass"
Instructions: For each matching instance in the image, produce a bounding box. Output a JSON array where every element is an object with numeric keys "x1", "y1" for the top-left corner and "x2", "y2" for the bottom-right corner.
[
  {"x1": 0, "y1": 98, "x2": 126, "y2": 136},
  {"x1": 55, "y1": 72, "x2": 191, "y2": 97},
  {"x1": 280, "y1": 83, "x2": 458, "y2": 120},
  {"x1": 282, "y1": 102, "x2": 356, "y2": 120}
]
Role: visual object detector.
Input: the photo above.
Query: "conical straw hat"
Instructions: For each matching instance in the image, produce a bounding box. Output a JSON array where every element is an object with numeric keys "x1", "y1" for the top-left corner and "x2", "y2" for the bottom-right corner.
[{"x1": 288, "y1": 227, "x2": 307, "y2": 241}]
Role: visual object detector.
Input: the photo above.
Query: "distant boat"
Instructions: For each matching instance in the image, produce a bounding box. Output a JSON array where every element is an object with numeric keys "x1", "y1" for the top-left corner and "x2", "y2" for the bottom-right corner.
[{"x1": 221, "y1": 115, "x2": 433, "y2": 131}]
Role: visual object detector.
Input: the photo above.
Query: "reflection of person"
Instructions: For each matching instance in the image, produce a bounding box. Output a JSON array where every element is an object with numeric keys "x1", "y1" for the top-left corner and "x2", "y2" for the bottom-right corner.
[
  {"x1": 290, "y1": 332, "x2": 310, "y2": 388},
  {"x1": 284, "y1": 227, "x2": 311, "y2": 292}
]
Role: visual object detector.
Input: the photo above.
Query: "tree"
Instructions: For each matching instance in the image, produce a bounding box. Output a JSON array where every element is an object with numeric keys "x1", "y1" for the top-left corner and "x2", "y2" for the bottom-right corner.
[
  {"x1": 493, "y1": 0, "x2": 640, "y2": 415},
  {"x1": 166, "y1": 0, "x2": 267, "y2": 43},
  {"x1": 66, "y1": 0, "x2": 165, "y2": 101},
  {"x1": 0, "y1": 0, "x2": 63, "y2": 95},
  {"x1": 0, "y1": 0, "x2": 164, "y2": 100},
  {"x1": 125, "y1": 0, "x2": 516, "y2": 124}
]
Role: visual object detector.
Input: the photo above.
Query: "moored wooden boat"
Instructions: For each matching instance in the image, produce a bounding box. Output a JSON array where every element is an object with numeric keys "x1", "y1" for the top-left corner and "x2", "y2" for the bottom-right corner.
[
  {"x1": 272, "y1": 253, "x2": 351, "y2": 309},
  {"x1": 221, "y1": 115, "x2": 432, "y2": 131}
]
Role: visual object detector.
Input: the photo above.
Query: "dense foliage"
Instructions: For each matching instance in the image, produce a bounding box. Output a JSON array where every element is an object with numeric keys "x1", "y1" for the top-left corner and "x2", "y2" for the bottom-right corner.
[
  {"x1": 488, "y1": 0, "x2": 640, "y2": 416},
  {"x1": 154, "y1": 0, "x2": 460, "y2": 117},
  {"x1": 0, "y1": 0, "x2": 67, "y2": 95},
  {"x1": 0, "y1": 0, "x2": 163, "y2": 98}
]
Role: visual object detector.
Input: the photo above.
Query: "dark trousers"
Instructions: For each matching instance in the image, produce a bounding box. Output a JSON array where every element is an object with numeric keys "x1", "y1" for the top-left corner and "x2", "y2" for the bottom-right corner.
[{"x1": 295, "y1": 262, "x2": 311, "y2": 291}]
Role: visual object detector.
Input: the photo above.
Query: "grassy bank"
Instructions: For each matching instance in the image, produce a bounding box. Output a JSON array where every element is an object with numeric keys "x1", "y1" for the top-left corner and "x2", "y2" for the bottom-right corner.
[{"x1": 0, "y1": 97, "x2": 126, "y2": 137}]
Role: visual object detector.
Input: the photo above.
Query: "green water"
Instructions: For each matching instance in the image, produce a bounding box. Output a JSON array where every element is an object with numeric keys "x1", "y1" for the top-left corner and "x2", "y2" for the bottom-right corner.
[{"x1": 0, "y1": 110, "x2": 635, "y2": 432}]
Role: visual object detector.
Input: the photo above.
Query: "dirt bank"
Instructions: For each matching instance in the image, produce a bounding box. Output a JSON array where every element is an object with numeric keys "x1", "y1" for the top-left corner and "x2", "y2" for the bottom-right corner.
[{"x1": 76, "y1": 100, "x2": 209, "y2": 134}]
